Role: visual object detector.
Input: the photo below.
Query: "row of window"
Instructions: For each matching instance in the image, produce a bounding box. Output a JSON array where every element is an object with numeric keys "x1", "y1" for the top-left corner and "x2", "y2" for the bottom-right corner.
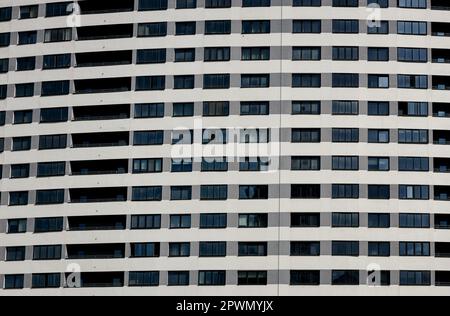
[
  {"x1": 5, "y1": 212, "x2": 440, "y2": 234},
  {"x1": 1, "y1": 240, "x2": 440, "y2": 262},
  {"x1": 0, "y1": 102, "x2": 446, "y2": 126},
  {"x1": 1, "y1": 269, "x2": 439, "y2": 290},
  {"x1": 4, "y1": 184, "x2": 450, "y2": 205},
  {"x1": 0, "y1": 46, "x2": 440, "y2": 74},
  {"x1": 0, "y1": 0, "x2": 431, "y2": 22}
]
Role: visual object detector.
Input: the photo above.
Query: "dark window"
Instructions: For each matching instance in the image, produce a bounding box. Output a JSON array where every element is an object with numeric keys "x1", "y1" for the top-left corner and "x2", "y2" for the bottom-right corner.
[
  {"x1": 332, "y1": 156, "x2": 358, "y2": 170},
  {"x1": 11, "y1": 164, "x2": 30, "y2": 179},
  {"x1": 368, "y1": 0, "x2": 388, "y2": 7},
  {"x1": 202, "y1": 158, "x2": 228, "y2": 172},
  {"x1": 368, "y1": 102, "x2": 389, "y2": 116},
  {"x1": 332, "y1": 241, "x2": 359, "y2": 256},
  {"x1": 133, "y1": 158, "x2": 163, "y2": 173},
  {"x1": 291, "y1": 213, "x2": 320, "y2": 227},
  {"x1": 168, "y1": 272, "x2": 190, "y2": 286},
  {"x1": 138, "y1": 0, "x2": 168, "y2": 10},
  {"x1": 368, "y1": 21, "x2": 389, "y2": 34},
  {"x1": 203, "y1": 101, "x2": 229, "y2": 116},
  {"x1": 131, "y1": 186, "x2": 163, "y2": 201},
  {"x1": 4, "y1": 275, "x2": 24, "y2": 289},
  {"x1": 398, "y1": 102, "x2": 428, "y2": 116},
  {"x1": 0, "y1": 7, "x2": 12, "y2": 22},
  {"x1": 176, "y1": 22, "x2": 196, "y2": 35},
  {"x1": 129, "y1": 272, "x2": 159, "y2": 287},
  {"x1": 177, "y1": 0, "x2": 197, "y2": 8},
  {"x1": 398, "y1": 0, "x2": 427, "y2": 9},
  {"x1": 399, "y1": 213, "x2": 430, "y2": 228},
  {"x1": 293, "y1": 0, "x2": 321, "y2": 6},
  {"x1": 198, "y1": 271, "x2": 226, "y2": 286},
  {"x1": 333, "y1": 0, "x2": 358, "y2": 6},
  {"x1": 204, "y1": 47, "x2": 230, "y2": 62},
  {"x1": 6, "y1": 247, "x2": 25, "y2": 261},
  {"x1": 37, "y1": 162, "x2": 66, "y2": 178},
  {"x1": 332, "y1": 184, "x2": 359, "y2": 199},
  {"x1": 332, "y1": 20, "x2": 359, "y2": 33},
  {"x1": 241, "y1": 74, "x2": 270, "y2": 88},
  {"x1": 239, "y1": 214, "x2": 268, "y2": 228},
  {"x1": 368, "y1": 242, "x2": 391, "y2": 257},
  {"x1": 368, "y1": 185, "x2": 390, "y2": 199},
  {"x1": 0, "y1": 58, "x2": 8, "y2": 73},
  {"x1": 14, "y1": 110, "x2": 33, "y2": 124},
  {"x1": 32, "y1": 273, "x2": 61, "y2": 289},
  {"x1": 399, "y1": 185, "x2": 429, "y2": 200},
  {"x1": 293, "y1": 20, "x2": 321, "y2": 33},
  {"x1": 332, "y1": 101, "x2": 359, "y2": 115},
  {"x1": 368, "y1": 75, "x2": 390, "y2": 88},
  {"x1": 41, "y1": 81, "x2": 70, "y2": 96},
  {"x1": 398, "y1": 75, "x2": 428, "y2": 89},
  {"x1": 399, "y1": 242, "x2": 430, "y2": 256},
  {"x1": 368, "y1": 47, "x2": 389, "y2": 61},
  {"x1": 398, "y1": 48, "x2": 428, "y2": 63},
  {"x1": 332, "y1": 213, "x2": 359, "y2": 227},
  {"x1": 170, "y1": 215, "x2": 191, "y2": 229},
  {"x1": 36, "y1": 189, "x2": 65, "y2": 205},
  {"x1": 203, "y1": 74, "x2": 230, "y2": 89},
  {"x1": 17, "y1": 57, "x2": 36, "y2": 71},
  {"x1": 400, "y1": 271, "x2": 431, "y2": 286},
  {"x1": 15, "y1": 83, "x2": 34, "y2": 97},
  {"x1": 131, "y1": 215, "x2": 161, "y2": 230},
  {"x1": 206, "y1": 0, "x2": 231, "y2": 7},
  {"x1": 291, "y1": 185, "x2": 321, "y2": 199},
  {"x1": 136, "y1": 76, "x2": 165, "y2": 91},
  {"x1": 33, "y1": 245, "x2": 62, "y2": 260},
  {"x1": 134, "y1": 131, "x2": 164, "y2": 145},
  {"x1": 242, "y1": 20, "x2": 271, "y2": 34},
  {"x1": 174, "y1": 48, "x2": 195, "y2": 62},
  {"x1": 7, "y1": 219, "x2": 27, "y2": 234},
  {"x1": 368, "y1": 157, "x2": 390, "y2": 171},
  {"x1": 240, "y1": 102, "x2": 269, "y2": 115},
  {"x1": 205, "y1": 20, "x2": 231, "y2": 35},
  {"x1": 43, "y1": 54, "x2": 71, "y2": 69},
  {"x1": 368, "y1": 213, "x2": 390, "y2": 228},
  {"x1": 174, "y1": 75, "x2": 195, "y2": 89},
  {"x1": 46, "y1": 2, "x2": 72, "y2": 17},
  {"x1": 200, "y1": 214, "x2": 227, "y2": 229},
  {"x1": 398, "y1": 157, "x2": 429, "y2": 171},
  {"x1": 40, "y1": 108, "x2": 68, "y2": 123},
  {"x1": 135, "y1": 103, "x2": 165, "y2": 118},
  {"x1": 0, "y1": 33, "x2": 10, "y2": 47},
  {"x1": 292, "y1": 47, "x2": 321, "y2": 61},
  {"x1": 292, "y1": 129, "x2": 321, "y2": 143},
  {"x1": 34, "y1": 217, "x2": 64, "y2": 233},
  {"x1": 169, "y1": 243, "x2": 190, "y2": 257},
  {"x1": 18, "y1": 31, "x2": 37, "y2": 45},
  {"x1": 39, "y1": 134, "x2": 67, "y2": 150},
  {"x1": 243, "y1": 0, "x2": 271, "y2": 6},
  {"x1": 131, "y1": 243, "x2": 160, "y2": 258},
  {"x1": 12, "y1": 137, "x2": 31, "y2": 152},
  {"x1": 238, "y1": 271, "x2": 267, "y2": 285},
  {"x1": 368, "y1": 129, "x2": 390, "y2": 143},
  {"x1": 290, "y1": 242, "x2": 320, "y2": 256},
  {"x1": 332, "y1": 128, "x2": 359, "y2": 142},
  {"x1": 44, "y1": 28, "x2": 71, "y2": 42},
  {"x1": 292, "y1": 74, "x2": 321, "y2": 87},
  {"x1": 138, "y1": 22, "x2": 167, "y2": 37},
  {"x1": 199, "y1": 242, "x2": 226, "y2": 257},
  {"x1": 291, "y1": 156, "x2": 320, "y2": 171},
  {"x1": 332, "y1": 47, "x2": 359, "y2": 60},
  {"x1": 242, "y1": 47, "x2": 270, "y2": 61},
  {"x1": 290, "y1": 271, "x2": 320, "y2": 286},
  {"x1": 137, "y1": 49, "x2": 167, "y2": 64},
  {"x1": 398, "y1": 129, "x2": 429, "y2": 143},
  {"x1": 292, "y1": 101, "x2": 321, "y2": 115},
  {"x1": 238, "y1": 242, "x2": 267, "y2": 256},
  {"x1": 239, "y1": 185, "x2": 268, "y2": 199},
  {"x1": 332, "y1": 73, "x2": 359, "y2": 88},
  {"x1": 170, "y1": 186, "x2": 192, "y2": 201}
]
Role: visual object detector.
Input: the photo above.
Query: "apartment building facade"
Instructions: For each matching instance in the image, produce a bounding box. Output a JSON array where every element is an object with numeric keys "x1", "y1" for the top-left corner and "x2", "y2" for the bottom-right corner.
[{"x1": 0, "y1": 0, "x2": 450, "y2": 295}]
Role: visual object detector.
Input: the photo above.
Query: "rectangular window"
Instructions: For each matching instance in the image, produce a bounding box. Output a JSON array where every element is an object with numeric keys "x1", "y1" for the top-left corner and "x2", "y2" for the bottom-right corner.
[
  {"x1": 200, "y1": 214, "x2": 227, "y2": 229},
  {"x1": 18, "y1": 31, "x2": 37, "y2": 45},
  {"x1": 332, "y1": 156, "x2": 359, "y2": 170},
  {"x1": 332, "y1": 241, "x2": 359, "y2": 256},
  {"x1": 12, "y1": 137, "x2": 32, "y2": 152},
  {"x1": 174, "y1": 48, "x2": 195, "y2": 62},
  {"x1": 292, "y1": 47, "x2": 321, "y2": 61},
  {"x1": 131, "y1": 243, "x2": 160, "y2": 258},
  {"x1": 4, "y1": 275, "x2": 24, "y2": 289},
  {"x1": 368, "y1": 242, "x2": 391, "y2": 257},
  {"x1": 368, "y1": 213, "x2": 390, "y2": 228},
  {"x1": 133, "y1": 131, "x2": 164, "y2": 145},
  {"x1": 239, "y1": 129, "x2": 269, "y2": 143},
  {"x1": 36, "y1": 189, "x2": 65, "y2": 205},
  {"x1": 177, "y1": 0, "x2": 197, "y2": 8},
  {"x1": 368, "y1": 157, "x2": 390, "y2": 171},
  {"x1": 7, "y1": 219, "x2": 27, "y2": 234},
  {"x1": 129, "y1": 272, "x2": 159, "y2": 287},
  {"x1": 240, "y1": 102, "x2": 269, "y2": 115},
  {"x1": 44, "y1": 28, "x2": 72, "y2": 42},
  {"x1": 203, "y1": 74, "x2": 230, "y2": 89},
  {"x1": 14, "y1": 110, "x2": 33, "y2": 124},
  {"x1": 205, "y1": 20, "x2": 231, "y2": 35},
  {"x1": 43, "y1": 54, "x2": 71, "y2": 69},
  {"x1": 41, "y1": 80, "x2": 70, "y2": 96},
  {"x1": 40, "y1": 107, "x2": 68, "y2": 123},
  {"x1": 131, "y1": 186, "x2": 163, "y2": 201},
  {"x1": 333, "y1": 0, "x2": 358, "y2": 6},
  {"x1": 138, "y1": 0, "x2": 168, "y2": 10},
  {"x1": 242, "y1": 20, "x2": 271, "y2": 34},
  {"x1": 135, "y1": 103, "x2": 164, "y2": 118},
  {"x1": 241, "y1": 74, "x2": 270, "y2": 88},
  {"x1": 332, "y1": 20, "x2": 359, "y2": 33},
  {"x1": 203, "y1": 101, "x2": 229, "y2": 116},
  {"x1": 138, "y1": 22, "x2": 167, "y2": 37},
  {"x1": 291, "y1": 185, "x2": 321, "y2": 199},
  {"x1": 290, "y1": 242, "x2": 320, "y2": 256},
  {"x1": 332, "y1": 73, "x2": 359, "y2": 88},
  {"x1": 398, "y1": 102, "x2": 428, "y2": 116},
  {"x1": 332, "y1": 184, "x2": 359, "y2": 199},
  {"x1": 46, "y1": 2, "x2": 72, "y2": 17},
  {"x1": 39, "y1": 134, "x2": 67, "y2": 150},
  {"x1": 17, "y1": 57, "x2": 36, "y2": 71},
  {"x1": 293, "y1": 0, "x2": 321, "y2": 6},
  {"x1": 202, "y1": 158, "x2": 228, "y2": 172},
  {"x1": 398, "y1": 0, "x2": 427, "y2": 8},
  {"x1": 0, "y1": 33, "x2": 10, "y2": 47},
  {"x1": 204, "y1": 47, "x2": 230, "y2": 62},
  {"x1": 332, "y1": 128, "x2": 359, "y2": 142},
  {"x1": 368, "y1": 75, "x2": 390, "y2": 88},
  {"x1": 200, "y1": 185, "x2": 228, "y2": 200},
  {"x1": 368, "y1": 129, "x2": 390, "y2": 143},
  {"x1": 291, "y1": 156, "x2": 320, "y2": 171},
  {"x1": 131, "y1": 215, "x2": 161, "y2": 230},
  {"x1": 293, "y1": 20, "x2": 321, "y2": 33},
  {"x1": 198, "y1": 271, "x2": 226, "y2": 286},
  {"x1": 290, "y1": 271, "x2": 320, "y2": 286},
  {"x1": 32, "y1": 273, "x2": 61, "y2": 289},
  {"x1": 242, "y1": 0, "x2": 271, "y2": 6},
  {"x1": 169, "y1": 243, "x2": 190, "y2": 257},
  {"x1": 398, "y1": 75, "x2": 428, "y2": 89},
  {"x1": 332, "y1": 213, "x2": 359, "y2": 227},
  {"x1": 33, "y1": 245, "x2": 62, "y2": 260},
  {"x1": 239, "y1": 185, "x2": 268, "y2": 199},
  {"x1": 400, "y1": 242, "x2": 430, "y2": 256},
  {"x1": 291, "y1": 213, "x2": 320, "y2": 227},
  {"x1": 332, "y1": 47, "x2": 359, "y2": 61},
  {"x1": 133, "y1": 158, "x2": 163, "y2": 173},
  {"x1": 239, "y1": 157, "x2": 269, "y2": 172},
  {"x1": 399, "y1": 213, "x2": 430, "y2": 228},
  {"x1": 368, "y1": 47, "x2": 389, "y2": 61},
  {"x1": 242, "y1": 47, "x2": 270, "y2": 61},
  {"x1": 398, "y1": 129, "x2": 429, "y2": 144},
  {"x1": 399, "y1": 185, "x2": 429, "y2": 200},
  {"x1": 0, "y1": 7, "x2": 12, "y2": 22},
  {"x1": 398, "y1": 48, "x2": 428, "y2": 62},
  {"x1": 174, "y1": 75, "x2": 195, "y2": 89},
  {"x1": 292, "y1": 101, "x2": 321, "y2": 115},
  {"x1": 397, "y1": 21, "x2": 427, "y2": 35},
  {"x1": 199, "y1": 242, "x2": 226, "y2": 257},
  {"x1": 34, "y1": 217, "x2": 63, "y2": 233},
  {"x1": 400, "y1": 271, "x2": 431, "y2": 286},
  {"x1": 168, "y1": 272, "x2": 190, "y2": 286},
  {"x1": 332, "y1": 101, "x2": 358, "y2": 115},
  {"x1": 238, "y1": 271, "x2": 267, "y2": 285},
  {"x1": 136, "y1": 76, "x2": 165, "y2": 90},
  {"x1": 368, "y1": 21, "x2": 389, "y2": 34},
  {"x1": 292, "y1": 74, "x2": 321, "y2": 87},
  {"x1": 238, "y1": 242, "x2": 267, "y2": 256},
  {"x1": 0, "y1": 58, "x2": 8, "y2": 73},
  {"x1": 176, "y1": 22, "x2": 196, "y2": 35},
  {"x1": 398, "y1": 157, "x2": 429, "y2": 171},
  {"x1": 170, "y1": 215, "x2": 191, "y2": 229},
  {"x1": 137, "y1": 49, "x2": 167, "y2": 64},
  {"x1": 170, "y1": 186, "x2": 192, "y2": 201},
  {"x1": 15, "y1": 83, "x2": 34, "y2": 98},
  {"x1": 6, "y1": 247, "x2": 25, "y2": 261},
  {"x1": 239, "y1": 214, "x2": 268, "y2": 228},
  {"x1": 10, "y1": 164, "x2": 30, "y2": 179},
  {"x1": 206, "y1": 0, "x2": 231, "y2": 7},
  {"x1": 368, "y1": 185, "x2": 390, "y2": 199}
]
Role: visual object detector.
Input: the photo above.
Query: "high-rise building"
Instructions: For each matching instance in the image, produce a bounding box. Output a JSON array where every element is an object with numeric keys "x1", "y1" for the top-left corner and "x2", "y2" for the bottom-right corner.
[{"x1": 0, "y1": 0, "x2": 450, "y2": 296}]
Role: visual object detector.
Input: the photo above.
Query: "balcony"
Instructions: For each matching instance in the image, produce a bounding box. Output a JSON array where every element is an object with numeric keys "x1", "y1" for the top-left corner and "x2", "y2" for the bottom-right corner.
[
  {"x1": 432, "y1": 0, "x2": 450, "y2": 10},
  {"x1": 432, "y1": 49, "x2": 450, "y2": 63},
  {"x1": 65, "y1": 272, "x2": 124, "y2": 288},
  {"x1": 68, "y1": 215, "x2": 126, "y2": 231},
  {"x1": 72, "y1": 132, "x2": 129, "y2": 148},
  {"x1": 436, "y1": 272, "x2": 450, "y2": 287},
  {"x1": 435, "y1": 214, "x2": 450, "y2": 229},
  {"x1": 71, "y1": 159, "x2": 128, "y2": 176},
  {"x1": 77, "y1": 24, "x2": 133, "y2": 41},
  {"x1": 435, "y1": 243, "x2": 450, "y2": 258},
  {"x1": 74, "y1": 78, "x2": 131, "y2": 94},
  {"x1": 69, "y1": 187, "x2": 127, "y2": 203},
  {"x1": 433, "y1": 130, "x2": 450, "y2": 145},
  {"x1": 78, "y1": 0, "x2": 134, "y2": 15},
  {"x1": 72, "y1": 104, "x2": 130, "y2": 121},
  {"x1": 434, "y1": 186, "x2": 450, "y2": 201},
  {"x1": 433, "y1": 103, "x2": 450, "y2": 118},
  {"x1": 432, "y1": 22, "x2": 450, "y2": 37},
  {"x1": 76, "y1": 51, "x2": 132, "y2": 68},
  {"x1": 434, "y1": 158, "x2": 450, "y2": 173},
  {"x1": 67, "y1": 244, "x2": 125, "y2": 260},
  {"x1": 433, "y1": 76, "x2": 450, "y2": 90}
]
